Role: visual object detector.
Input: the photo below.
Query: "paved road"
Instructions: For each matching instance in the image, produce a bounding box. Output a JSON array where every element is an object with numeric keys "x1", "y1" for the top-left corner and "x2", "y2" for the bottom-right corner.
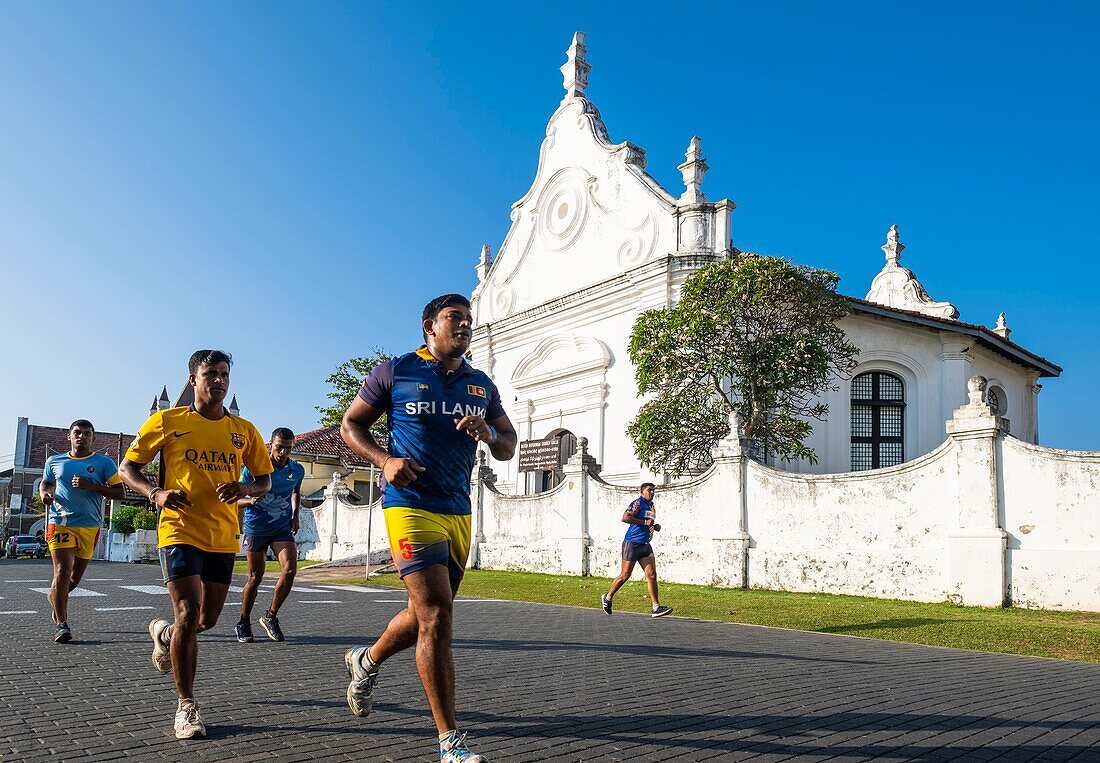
[{"x1": 1, "y1": 558, "x2": 1098, "y2": 762}]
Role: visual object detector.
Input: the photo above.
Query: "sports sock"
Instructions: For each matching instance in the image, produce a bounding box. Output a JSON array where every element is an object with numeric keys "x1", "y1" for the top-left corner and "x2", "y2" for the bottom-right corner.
[
  {"x1": 265, "y1": 609, "x2": 276, "y2": 619},
  {"x1": 440, "y1": 730, "x2": 458, "y2": 745}
]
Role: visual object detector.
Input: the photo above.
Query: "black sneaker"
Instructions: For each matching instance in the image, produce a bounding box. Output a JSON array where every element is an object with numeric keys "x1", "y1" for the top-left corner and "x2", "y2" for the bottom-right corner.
[
  {"x1": 235, "y1": 620, "x2": 254, "y2": 643},
  {"x1": 54, "y1": 622, "x2": 72, "y2": 643},
  {"x1": 601, "y1": 594, "x2": 613, "y2": 615},
  {"x1": 259, "y1": 614, "x2": 284, "y2": 642},
  {"x1": 651, "y1": 605, "x2": 673, "y2": 618}
]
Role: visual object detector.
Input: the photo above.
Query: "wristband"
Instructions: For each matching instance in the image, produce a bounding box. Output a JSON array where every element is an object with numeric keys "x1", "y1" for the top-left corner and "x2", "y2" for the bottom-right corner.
[
  {"x1": 486, "y1": 424, "x2": 498, "y2": 444},
  {"x1": 148, "y1": 488, "x2": 161, "y2": 503}
]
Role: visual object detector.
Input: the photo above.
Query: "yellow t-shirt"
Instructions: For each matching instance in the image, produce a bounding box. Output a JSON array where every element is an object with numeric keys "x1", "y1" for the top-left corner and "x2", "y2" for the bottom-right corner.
[{"x1": 126, "y1": 406, "x2": 272, "y2": 553}]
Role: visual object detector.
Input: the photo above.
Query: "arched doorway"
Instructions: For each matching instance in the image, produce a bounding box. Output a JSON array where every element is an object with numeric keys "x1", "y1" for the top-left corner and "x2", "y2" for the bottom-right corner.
[{"x1": 539, "y1": 429, "x2": 578, "y2": 491}]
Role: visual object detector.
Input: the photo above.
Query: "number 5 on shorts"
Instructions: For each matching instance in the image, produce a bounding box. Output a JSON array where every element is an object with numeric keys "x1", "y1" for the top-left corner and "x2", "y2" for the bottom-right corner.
[{"x1": 398, "y1": 537, "x2": 412, "y2": 560}]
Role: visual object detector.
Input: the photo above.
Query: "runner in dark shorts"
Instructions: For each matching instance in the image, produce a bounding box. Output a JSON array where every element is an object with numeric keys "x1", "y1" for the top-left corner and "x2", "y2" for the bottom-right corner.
[
  {"x1": 236, "y1": 428, "x2": 304, "y2": 643},
  {"x1": 602, "y1": 483, "x2": 672, "y2": 618}
]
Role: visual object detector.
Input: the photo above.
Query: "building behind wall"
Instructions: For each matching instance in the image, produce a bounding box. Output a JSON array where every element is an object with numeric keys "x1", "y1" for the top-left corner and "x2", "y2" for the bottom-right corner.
[{"x1": 468, "y1": 33, "x2": 1060, "y2": 493}]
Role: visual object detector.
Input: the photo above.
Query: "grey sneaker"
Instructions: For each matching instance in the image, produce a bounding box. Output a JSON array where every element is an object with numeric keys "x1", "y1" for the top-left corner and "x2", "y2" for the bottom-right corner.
[
  {"x1": 235, "y1": 620, "x2": 253, "y2": 643},
  {"x1": 259, "y1": 614, "x2": 284, "y2": 642},
  {"x1": 440, "y1": 730, "x2": 486, "y2": 762},
  {"x1": 601, "y1": 594, "x2": 612, "y2": 615},
  {"x1": 149, "y1": 617, "x2": 172, "y2": 673},
  {"x1": 54, "y1": 622, "x2": 72, "y2": 643},
  {"x1": 344, "y1": 646, "x2": 380, "y2": 717},
  {"x1": 174, "y1": 698, "x2": 206, "y2": 740},
  {"x1": 651, "y1": 605, "x2": 673, "y2": 618}
]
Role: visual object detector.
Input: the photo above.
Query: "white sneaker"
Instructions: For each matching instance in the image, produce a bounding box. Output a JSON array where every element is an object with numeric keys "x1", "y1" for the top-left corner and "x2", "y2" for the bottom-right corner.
[
  {"x1": 174, "y1": 698, "x2": 206, "y2": 739},
  {"x1": 440, "y1": 730, "x2": 486, "y2": 762},
  {"x1": 344, "y1": 646, "x2": 380, "y2": 717},
  {"x1": 149, "y1": 617, "x2": 172, "y2": 673}
]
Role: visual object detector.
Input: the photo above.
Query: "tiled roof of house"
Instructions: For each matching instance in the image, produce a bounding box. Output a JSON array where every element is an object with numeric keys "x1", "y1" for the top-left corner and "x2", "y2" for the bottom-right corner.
[
  {"x1": 25, "y1": 425, "x2": 137, "y2": 470},
  {"x1": 294, "y1": 426, "x2": 387, "y2": 468}
]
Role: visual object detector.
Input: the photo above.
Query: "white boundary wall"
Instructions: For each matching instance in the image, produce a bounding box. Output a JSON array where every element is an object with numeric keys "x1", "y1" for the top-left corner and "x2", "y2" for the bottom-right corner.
[{"x1": 472, "y1": 379, "x2": 1100, "y2": 611}]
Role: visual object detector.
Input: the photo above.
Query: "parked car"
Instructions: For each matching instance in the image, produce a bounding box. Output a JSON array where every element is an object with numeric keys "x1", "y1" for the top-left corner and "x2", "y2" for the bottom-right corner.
[{"x1": 11, "y1": 535, "x2": 47, "y2": 559}]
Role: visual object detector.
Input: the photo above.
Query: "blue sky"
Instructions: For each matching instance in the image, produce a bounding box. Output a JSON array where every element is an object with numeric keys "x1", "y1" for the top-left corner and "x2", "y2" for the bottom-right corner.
[{"x1": 1, "y1": 2, "x2": 1098, "y2": 463}]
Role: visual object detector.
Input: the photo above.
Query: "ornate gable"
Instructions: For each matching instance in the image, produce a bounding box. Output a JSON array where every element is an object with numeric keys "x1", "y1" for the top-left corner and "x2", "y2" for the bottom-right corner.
[{"x1": 473, "y1": 33, "x2": 730, "y2": 323}]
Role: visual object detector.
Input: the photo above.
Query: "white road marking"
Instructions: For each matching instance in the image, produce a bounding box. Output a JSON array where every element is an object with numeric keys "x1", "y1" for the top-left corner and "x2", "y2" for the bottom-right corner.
[
  {"x1": 314, "y1": 585, "x2": 392, "y2": 593},
  {"x1": 95, "y1": 606, "x2": 155, "y2": 612},
  {"x1": 286, "y1": 585, "x2": 330, "y2": 593},
  {"x1": 4, "y1": 579, "x2": 51, "y2": 583},
  {"x1": 371, "y1": 599, "x2": 408, "y2": 603},
  {"x1": 30, "y1": 587, "x2": 106, "y2": 597},
  {"x1": 297, "y1": 600, "x2": 342, "y2": 604},
  {"x1": 86, "y1": 578, "x2": 123, "y2": 581},
  {"x1": 0, "y1": 610, "x2": 37, "y2": 615},
  {"x1": 119, "y1": 585, "x2": 170, "y2": 595}
]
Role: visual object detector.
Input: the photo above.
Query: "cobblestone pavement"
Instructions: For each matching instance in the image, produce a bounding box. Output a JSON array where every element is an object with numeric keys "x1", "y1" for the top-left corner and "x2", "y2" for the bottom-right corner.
[{"x1": 1, "y1": 558, "x2": 1098, "y2": 762}]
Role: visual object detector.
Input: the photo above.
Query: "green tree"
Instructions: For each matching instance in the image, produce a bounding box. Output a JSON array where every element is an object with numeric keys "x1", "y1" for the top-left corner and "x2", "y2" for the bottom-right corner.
[
  {"x1": 627, "y1": 253, "x2": 859, "y2": 475},
  {"x1": 111, "y1": 505, "x2": 141, "y2": 535},
  {"x1": 133, "y1": 509, "x2": 156, "y2": 531},
  {"x1": 316, "y1": 348, "x2": 391, "y2": 431}
]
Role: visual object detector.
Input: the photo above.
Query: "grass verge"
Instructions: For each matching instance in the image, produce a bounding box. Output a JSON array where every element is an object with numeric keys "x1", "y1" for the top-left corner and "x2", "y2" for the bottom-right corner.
[
  {"x1": 232, "y1": 559, "x2": 323, "y2": 574},
  {"x1": 308, "y1": 568, "x2": 1100, "y2": 663}
]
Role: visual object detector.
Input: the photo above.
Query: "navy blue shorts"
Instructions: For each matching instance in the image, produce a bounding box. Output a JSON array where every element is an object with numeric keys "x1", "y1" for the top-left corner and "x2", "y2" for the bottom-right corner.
[
  {"x1": 622, "y1": 541, "x2": 654, "y2": 562},
  {"x1": 159, "y1": 544, "x2": 235, "y2": 585},
  {"x1": 241, "y1": 530, "x2": 296, "y2": 554}
]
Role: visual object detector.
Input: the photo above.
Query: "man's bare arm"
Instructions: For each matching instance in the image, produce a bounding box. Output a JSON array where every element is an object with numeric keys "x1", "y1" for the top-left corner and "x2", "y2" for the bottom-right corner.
[
  {"x1": 119, "y1": 457, "x2": 191, "y2": 510},
  {"x1": 71, "y1": 477, "x2": 125, "y2": 501},
  {"x1": 486, "y1": 414, "x2": 518, "y2": 462},
  {"x1": 342, "y1": 396, "x2": 424, "y2": 488}
]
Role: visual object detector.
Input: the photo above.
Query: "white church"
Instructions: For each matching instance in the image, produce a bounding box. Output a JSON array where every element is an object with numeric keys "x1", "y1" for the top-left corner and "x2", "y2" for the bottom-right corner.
[{"x1": 469, "y1": 32, "x2": 1060, "y2": 492}]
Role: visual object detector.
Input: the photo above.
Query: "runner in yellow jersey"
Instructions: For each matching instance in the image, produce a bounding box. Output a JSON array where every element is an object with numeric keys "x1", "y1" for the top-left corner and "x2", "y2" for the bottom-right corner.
[{"x1": 119, "y1": 349, "x2": 272, "y2": 740}]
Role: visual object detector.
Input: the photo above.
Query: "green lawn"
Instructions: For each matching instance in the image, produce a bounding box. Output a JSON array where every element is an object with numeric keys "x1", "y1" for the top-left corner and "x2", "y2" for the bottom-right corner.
[
  {"x1": 232, "y1": 559, "x2": 323, "y2": 574},
  {"x1": 313, "y1": 568, "x2": 1100, "y2": 663}
]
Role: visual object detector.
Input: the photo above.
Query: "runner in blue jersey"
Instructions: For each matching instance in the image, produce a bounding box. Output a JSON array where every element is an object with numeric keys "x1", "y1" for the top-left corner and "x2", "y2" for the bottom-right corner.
[
  {"x1": 235, "y1": 427, "x2": 305, "y2": 643},
  {"x1": 38, "y1": 420, "x2": 125, "y2": 642},
  {"x1": 339, "y1": 294, "x2": 517, "y2": 763},
  {"x1": 602, "y1": 483, "x2": 673, "y2": 618}
]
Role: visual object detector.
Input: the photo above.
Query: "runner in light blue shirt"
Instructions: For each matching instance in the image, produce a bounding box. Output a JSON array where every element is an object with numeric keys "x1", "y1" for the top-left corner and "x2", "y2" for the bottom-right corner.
[{"x1": 235, "y1": 427, "x2": 304, "y2": 643}]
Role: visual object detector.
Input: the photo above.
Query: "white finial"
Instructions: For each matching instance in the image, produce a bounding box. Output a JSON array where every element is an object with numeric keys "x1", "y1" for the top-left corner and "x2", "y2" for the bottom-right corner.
[
  {"x1": 476, "y1": 244, "x2": 492, "y2": 283},
  {"x1": 677, "y1": 136, "x2": 709, "y2": 204},
  {"x1": 993, "y1": 312, "x2": 1011, "y2": 340},
  {"x1": 883, "y1": 224, "x2": 905, "y2": 265},
  {"x1": 561, "y1": 32, "x2": 590, "y2": 99}
]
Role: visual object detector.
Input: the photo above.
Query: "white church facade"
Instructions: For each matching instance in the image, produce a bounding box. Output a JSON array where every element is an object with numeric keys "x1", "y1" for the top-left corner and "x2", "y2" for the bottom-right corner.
[{"x1": 469, "y1": 33, "x2": 1060, "y2": 491}]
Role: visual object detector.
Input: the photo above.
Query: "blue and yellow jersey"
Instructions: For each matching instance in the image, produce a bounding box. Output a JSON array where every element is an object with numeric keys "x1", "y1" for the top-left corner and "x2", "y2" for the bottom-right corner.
[
  {"x1": 41, "y1": 452, "x2": 121, "y2": 528},
  {"x1": 241, "y1": 458, "x2": 304, "y2": 535},
  {"x1": 126, "y1": 406, "x2": 272, "y2": 553},
  {"x1": 357, "y1": 347, "x2": 505, "y2": 516}
]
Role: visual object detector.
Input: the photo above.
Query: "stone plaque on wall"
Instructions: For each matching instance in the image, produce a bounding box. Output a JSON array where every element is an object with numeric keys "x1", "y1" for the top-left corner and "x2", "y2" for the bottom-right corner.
[{"x1": 518, "y1": 438, "x2": 562, "y2": 472}]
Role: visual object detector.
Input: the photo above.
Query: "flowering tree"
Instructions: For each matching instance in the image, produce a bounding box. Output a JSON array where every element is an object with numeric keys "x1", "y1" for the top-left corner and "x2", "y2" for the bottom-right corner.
[{"x1": 627, "y1": 254, "x2": 859, "y2": 475}]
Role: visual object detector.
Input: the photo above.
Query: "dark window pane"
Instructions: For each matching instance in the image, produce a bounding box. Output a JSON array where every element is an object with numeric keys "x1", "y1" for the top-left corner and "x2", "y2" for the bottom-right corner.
[
  {"x1": 880, "y1": 442, "x2": 904, "y2": 467},
  {"x1": 851, "y1": 442, "x2": 872, "y2": 471},
  {"x1": 852, "y1": 374, "x2": 873, "y2": 400},
  {"x1": 851, "y1": 405, "x2": 872, "y2": 437},
  {"x1": 880, "y1": 374, "x2": 904, "y2": 401},
  {"x1": 880, "y1": 406, "x2": 902, "y2": 437}
]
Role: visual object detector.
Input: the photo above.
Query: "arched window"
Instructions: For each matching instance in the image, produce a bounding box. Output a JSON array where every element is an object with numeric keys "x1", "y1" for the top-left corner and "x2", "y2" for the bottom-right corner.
[{"x1": 850, "y1": 371, "x2": 905, "y2": 470}]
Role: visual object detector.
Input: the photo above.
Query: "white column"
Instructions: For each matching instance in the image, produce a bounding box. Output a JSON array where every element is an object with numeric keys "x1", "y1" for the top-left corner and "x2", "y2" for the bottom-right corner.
[
  {"x1": 944, "y1": 376, "x2": 1006, "y2": 607},
  {"x1": 939, "y1": 334, "x2": 974, "y2": 437},
  {"x1": 708, "y1": 411, "x2": 751, "y2": 588},
  {"x1": 559, "y1": 437, "x2": 595, "y2": 576}
]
